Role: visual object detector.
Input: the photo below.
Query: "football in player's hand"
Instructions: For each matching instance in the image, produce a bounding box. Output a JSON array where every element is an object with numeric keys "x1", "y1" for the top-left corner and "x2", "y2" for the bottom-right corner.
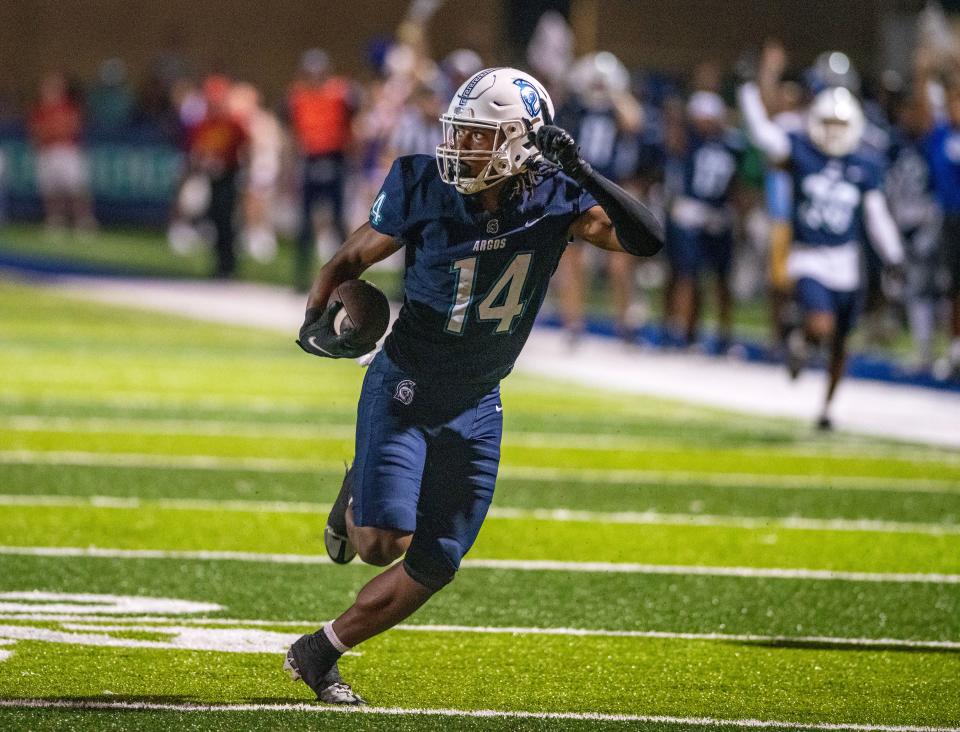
[{"x1": 332, "y1": 279, "x2": 391, "y2": 345}]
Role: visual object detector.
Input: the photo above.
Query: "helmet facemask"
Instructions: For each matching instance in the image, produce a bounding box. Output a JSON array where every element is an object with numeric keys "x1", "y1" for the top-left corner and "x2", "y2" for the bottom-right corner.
[{"x1": 437, "y1": 115, "x2": 531, "y2": 194}]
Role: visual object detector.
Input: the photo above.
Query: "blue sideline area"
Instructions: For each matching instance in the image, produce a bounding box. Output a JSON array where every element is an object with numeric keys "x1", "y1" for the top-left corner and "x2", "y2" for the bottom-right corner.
[{"x1": 537, "y1": 313, "x2": 960, "y2": 395}]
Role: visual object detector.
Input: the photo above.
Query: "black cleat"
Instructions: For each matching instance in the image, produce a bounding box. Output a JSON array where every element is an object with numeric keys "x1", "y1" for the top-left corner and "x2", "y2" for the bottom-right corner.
[
  {"x1": 816, "y1": 414, "x2": 833, "y2": 432},
  {"x1": 284, "y1": 635, "x2": 366, "y2": 705},
  {"x1": 324, "y1": 468, "x2": 357, "y2": 564}
]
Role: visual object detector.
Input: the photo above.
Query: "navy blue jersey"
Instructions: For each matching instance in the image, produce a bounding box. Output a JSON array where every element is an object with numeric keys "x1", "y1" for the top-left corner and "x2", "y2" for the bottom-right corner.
[
  {"x1": 557, "y1": 99, "x2": 626, "y2": 180},
  {"x1": 923, "y1": 123, "x2": 960, "y2": 214},
  {"x1": 885, "y1": 129, "x2": 935, "y2": 231},
  {"x1": 787, "y1": 132, "x2": 883, "y2": 247},
  {"x1": 370, "y1": 154, "x2": 597, "y2": 385},
  {"x1": 679, "y1": 129, "x2": 745, "y2": 206}
]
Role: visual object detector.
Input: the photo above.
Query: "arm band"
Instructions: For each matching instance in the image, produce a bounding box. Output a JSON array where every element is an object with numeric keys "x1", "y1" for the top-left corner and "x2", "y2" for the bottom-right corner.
[{"x1": 573, "y1": 162, "x2": 664, "y2": 256}]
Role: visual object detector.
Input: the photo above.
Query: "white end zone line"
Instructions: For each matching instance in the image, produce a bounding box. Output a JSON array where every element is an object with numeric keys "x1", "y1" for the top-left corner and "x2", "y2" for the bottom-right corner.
[
  {"x1": 0, "y1": 699, "x2": 956, "y2": 732},
  {"x1": 3, "y1": 494, "x2": 957, "y2": 536},
  {"x1": 1, "y1": 545, "x2": 958, "y2": 584}
]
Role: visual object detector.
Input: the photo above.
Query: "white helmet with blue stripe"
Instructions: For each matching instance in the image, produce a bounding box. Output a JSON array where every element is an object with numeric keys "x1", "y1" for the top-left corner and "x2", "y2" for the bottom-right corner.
[
  {"x1": 807, "y1": 86, "x2": 865, "y2": 157},
  {"x1": 436, "y1": 67, "x2": 554, "y2": 194}
]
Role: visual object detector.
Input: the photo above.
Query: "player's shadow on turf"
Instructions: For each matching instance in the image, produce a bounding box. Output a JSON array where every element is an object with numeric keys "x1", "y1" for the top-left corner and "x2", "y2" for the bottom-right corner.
[{"x1": 735, "y1": 639, "x2": 959, "y2": 654}]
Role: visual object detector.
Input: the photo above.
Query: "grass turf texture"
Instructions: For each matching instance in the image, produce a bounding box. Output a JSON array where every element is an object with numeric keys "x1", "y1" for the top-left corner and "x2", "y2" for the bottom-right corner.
[{"x1": 0, "y1": 277, "x2": 958, "y2": 729}]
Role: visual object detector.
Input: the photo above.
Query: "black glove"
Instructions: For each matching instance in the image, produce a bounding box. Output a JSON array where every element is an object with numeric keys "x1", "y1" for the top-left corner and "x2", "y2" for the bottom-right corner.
[
  {"x1": 529, "y1": 125, "x2": 590, "y2": 182},
  {"x1": 296, "y1": 304, "x2": 375, "y2": 359}
]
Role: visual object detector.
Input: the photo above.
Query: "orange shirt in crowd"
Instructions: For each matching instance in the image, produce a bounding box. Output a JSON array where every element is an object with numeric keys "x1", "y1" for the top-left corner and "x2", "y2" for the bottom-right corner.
[
  {"x1": 29, "y1": 100, "x2": 82, "y2": 148},
  {"x1": 288, "y1": 77, "x2": 354, "y2": 156},
  {"x1": 189, "y1": 114, "x2": 248, "y2": 172}
]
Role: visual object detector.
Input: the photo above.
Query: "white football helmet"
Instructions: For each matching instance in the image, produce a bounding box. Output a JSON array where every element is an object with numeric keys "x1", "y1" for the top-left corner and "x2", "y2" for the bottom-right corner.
[
  {"x1": 568, "y1": 52, "x2": 629, "y2": 107},
  {"x1": 806, "y1": 86, "x2": 865, "y2": 158},
  {"x1": 436, "y1": 67, "x2": 554, "y2": 194}
]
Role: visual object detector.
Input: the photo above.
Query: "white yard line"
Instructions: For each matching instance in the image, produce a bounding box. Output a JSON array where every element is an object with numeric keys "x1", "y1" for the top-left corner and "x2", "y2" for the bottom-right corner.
[
  {"x1": 2, "y1": 494, "x2": 957, "y2": 536},
  {"x1": 0, "y1": 698, "x2": 955, "y2": 731},
  {"x1": 4, "y1": 414, "x2": 958, "y2": 465},
  {"x1": 5, "y1": 616, "x2": 953, "y2": 652},
  {"x1": 1, "y1": 545, "x2": 956, "y2": 584},
  {"x1": 1, "y1": 449, "x2": 956, "y2": 495}
]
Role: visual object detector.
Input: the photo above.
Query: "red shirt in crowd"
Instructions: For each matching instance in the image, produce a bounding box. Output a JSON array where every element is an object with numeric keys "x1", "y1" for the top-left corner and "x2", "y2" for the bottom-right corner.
[
  {"x1": 29, "y1": 100, "x2": 82, "y2": 148},
  {"x1": 288, "y1": 77, "x2": 354, "y2": 156},
  {"x1": 188, "y1": 113, "x2": 248, "y2": 174}
]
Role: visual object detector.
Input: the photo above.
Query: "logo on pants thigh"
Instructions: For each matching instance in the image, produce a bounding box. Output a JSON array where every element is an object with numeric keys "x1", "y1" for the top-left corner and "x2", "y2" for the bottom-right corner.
[{"x1": 393, "y1": 379, "x2": 416, "y2": 405}]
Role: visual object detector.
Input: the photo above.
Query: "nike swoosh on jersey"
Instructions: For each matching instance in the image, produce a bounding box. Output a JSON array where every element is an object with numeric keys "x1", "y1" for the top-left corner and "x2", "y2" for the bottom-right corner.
[
  {"x1": 524, "y1": 214, "x2": 548, "y2": 228},
  {"x1": 495, "y1": 405, "x2": 503, "y2": 412}
]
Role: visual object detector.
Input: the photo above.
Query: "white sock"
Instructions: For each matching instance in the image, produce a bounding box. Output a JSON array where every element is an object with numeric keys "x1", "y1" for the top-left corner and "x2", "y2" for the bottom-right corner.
[{"x1": 323, "y1": 622, "x2": 351, "y2": 653}]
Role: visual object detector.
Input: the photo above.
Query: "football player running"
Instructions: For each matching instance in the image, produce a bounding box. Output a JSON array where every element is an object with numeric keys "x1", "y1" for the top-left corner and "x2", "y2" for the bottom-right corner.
[
  {"x1": 738, "y1": 74, "x2": 904, "y2": 430},
  {"x1": 288, "y1": 67, "x2": 663, "y2": 703}
]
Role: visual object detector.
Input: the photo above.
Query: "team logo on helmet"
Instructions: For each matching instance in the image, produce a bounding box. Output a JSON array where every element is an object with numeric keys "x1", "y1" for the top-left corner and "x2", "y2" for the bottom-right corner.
[
  {"x1": 513, "y1": 78, "x2": 541, "y2": 117},
  {"x1": 393, "y1": 379, "x2": 416, "y2": 405}
]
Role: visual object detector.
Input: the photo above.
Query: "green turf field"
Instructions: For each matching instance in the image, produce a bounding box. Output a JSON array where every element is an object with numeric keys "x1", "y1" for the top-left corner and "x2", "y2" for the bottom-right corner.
[{"x1": 0, "y1": 277, "x2": 958, "y2": 731}]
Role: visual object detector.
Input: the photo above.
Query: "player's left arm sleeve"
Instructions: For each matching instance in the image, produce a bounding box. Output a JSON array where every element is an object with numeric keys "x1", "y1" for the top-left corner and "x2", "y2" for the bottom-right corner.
[
  {"x1": 863, "y1": 189, "x2": 905, "y2": 267},
  {"x1": 574, "y1": 165, "x2": 664, "y2": 257},
  {"x1": 571, "y1": 188, "x2": 664, "y2": 256},
  {"x1": 573, "y1": 170, "x2": 664, "y2": 256},
  {"x1": 532, "y1": 125, "x2": 663, "y2": 256}
]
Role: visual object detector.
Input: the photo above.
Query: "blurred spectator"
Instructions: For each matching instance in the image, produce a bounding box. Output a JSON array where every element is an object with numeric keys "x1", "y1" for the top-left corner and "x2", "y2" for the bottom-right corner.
[
  {"x1": 185, "y1": 75, "x2": 249, "y2": 278},
  {"x1": 229, "y1": 82, "x2": 285, "y2": 263},
  {"x1": 885, "y1": 92, "x2": 942, "y2": 370},
  {"x1": 28, "y1": 72, "x2": 96, "y2": 235},
  {"x1": 526, "y1": 10, "x2": 574, "y2": 98},
  {"x1": 913, "y1": 45, "x2": 960, "y2": 379},
  {"x1": 86, "y1": 58, "x2": 135, "y2": 137},
  {"x1": 555, "y1": 52, "x2": 645, "y2": 344},
  {"x1": 664, "y1": 91, "x2": 745, "y2": 349},
  {"x1": 439, "y1": 49, "x2": 484, "y2": 102},
  {"x1": 287, "y1": 49, "x2": 358, "y2": 292},
  {"x1": 384, "y1": 81, "x2": 443, "y2": 160}
]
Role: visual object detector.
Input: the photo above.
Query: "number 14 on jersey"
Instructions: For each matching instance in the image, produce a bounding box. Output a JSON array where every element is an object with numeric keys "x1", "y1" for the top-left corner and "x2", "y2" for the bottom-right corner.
[{"x1": 446, "y1": 253, "x2": 533, "y2": 335}]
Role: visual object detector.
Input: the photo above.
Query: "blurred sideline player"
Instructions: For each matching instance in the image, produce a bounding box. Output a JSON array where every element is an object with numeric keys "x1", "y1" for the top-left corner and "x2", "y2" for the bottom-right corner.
[
  {"x1": 663, "y1": 90, "x2": 745, "y2": 350},
  {"x1": 885, "y1": 91, "x2": 942, "y2": 370},
  {"x1": 753, "y1": 40, "x2": 805, "y2": 351},
  {"x1": 555, "y1": 52, "x2": 645, "y2": 343},
  {"x1": 739, "y1": 79, "x2": 904, "y2": 429},
  {"x1": 28, "y1": 72, "x2": 97, "y2": 236},
  {"x1": 185, "y1": 76, "x2": 249, "y2": 279},
  {"x1": 287, "y1": 49, "x2": 358, "y2": 292},
  {"x1": 228, "y1": 82, "x2": 285, "y2": 264},
  {"x1": 913, "y1": 49, "x2": 960, "y2": 379},
  {"x1": 288, "y1": 67, "x2": 663, "y2": 703}
]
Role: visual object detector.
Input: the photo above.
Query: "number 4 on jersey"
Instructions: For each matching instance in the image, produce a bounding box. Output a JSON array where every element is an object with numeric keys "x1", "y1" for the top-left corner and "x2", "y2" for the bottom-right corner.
[{"x1": 446, "y1": 253, "x2": 533, "y2": 335}]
